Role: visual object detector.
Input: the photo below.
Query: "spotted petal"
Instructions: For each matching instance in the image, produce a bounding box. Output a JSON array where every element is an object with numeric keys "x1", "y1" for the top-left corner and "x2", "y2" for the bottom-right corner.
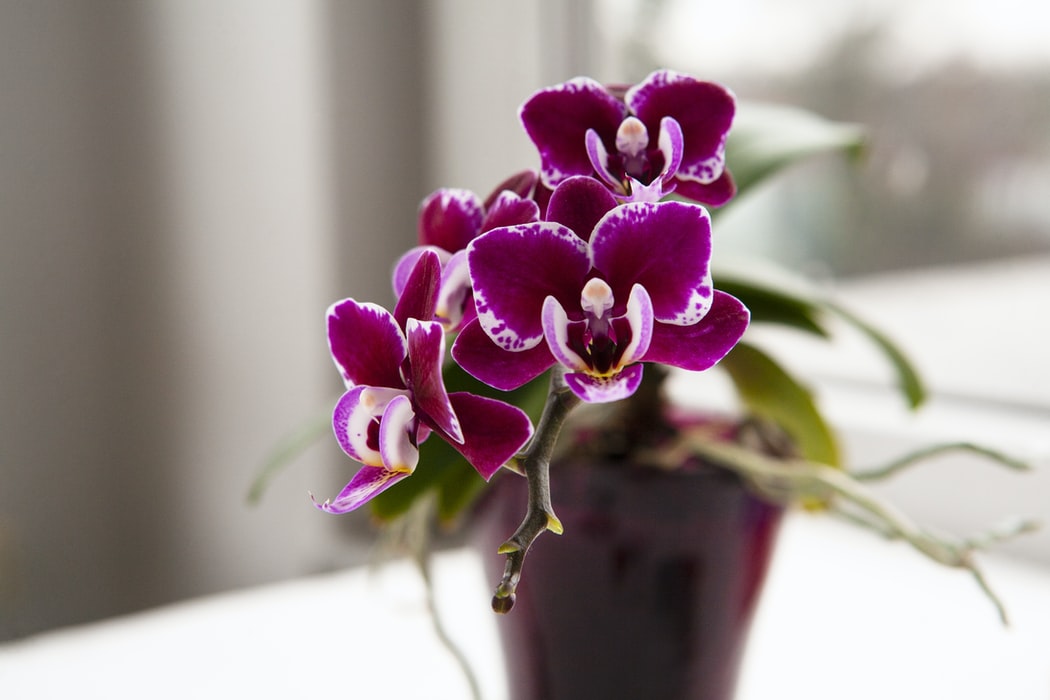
[
  {"x1": 642, "y1": 290, "x2": 750, "y2": 371},
  {"x1": 590, "y1": 201, "x2": 714, "y2": 325},
  {"x1": 312, "y1": 465, "x2": 411, "y2": 514},
  {"x1": 564, "y1": 364, "x2": 645, "y2": 403},
  {"x1": 327, "y1": 300, "x2": 406, "y2": 389},
  {"x1": 469, "y1": 223, "x2": 590, "y2": 351},
  {"x1": 520, "y1": 77, "x2": 627, "y2": 188},
  {"x1": 451, "y1": 318, "x2": 555, "y2": 391},
  {"x1": 626, "y1": 70, "x2": 735, "y2": 186}
]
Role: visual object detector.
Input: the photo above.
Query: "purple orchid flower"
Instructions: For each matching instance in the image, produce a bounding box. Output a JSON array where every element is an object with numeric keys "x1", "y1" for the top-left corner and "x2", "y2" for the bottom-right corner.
[
  {"x1": 392, "y1": 174, "x2": 540, "y2": 331},
  {"x1": 519, "y1": 69, "x2": 736, "y2": 206},
  {"x1": 452, "y1": 177, "x2": 749, "y2": 403},
  {"x1": 317, "y1": 250, "x2": 533, "y2": 513}
]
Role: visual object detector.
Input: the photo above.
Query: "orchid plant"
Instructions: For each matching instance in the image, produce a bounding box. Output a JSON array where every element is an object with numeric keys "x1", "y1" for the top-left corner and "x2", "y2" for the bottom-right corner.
[{"x1": 272, "y1": 69, "x2": 1033, "y2": 622}]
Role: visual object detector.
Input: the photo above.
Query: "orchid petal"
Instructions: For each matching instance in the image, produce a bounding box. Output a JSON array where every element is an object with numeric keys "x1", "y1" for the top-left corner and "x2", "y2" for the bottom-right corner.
[
  {"x1": 584, "y1": 129, "x2": 621, "y2": 190},
  {"x1": 544, "y1": 175, "x2": 618, "y2": 242},
  {"x1": 417, "y1": 188, "x2": 484, "y2": 252},
  {"x1": 379, "y1": 394, "x2": 420, "y2": 473},
  {"x1": 656, "y1": 116, "x2": 684, "y2": 185},
  {"x1": 327, "y1": 300, "x2": 406, "y2": 389},
  {"x1": 617, "y1": 284, "x2": 654, "y2": 366},
  {"x1": 541, "y1": 296, "x2": 589, "y2": 372},
  {"x1": 332, "y1": 386, "x2": 410, "y2": 465},
  {"x1": 446, "y1": 392, "x2": 534, "y2": 480},
  {"x1": 405, "y1": 319, "x2": 462, "y2": 443},
  {"x1": 482, "y1": 170, "x2": 538, "y2": 210},
  {"x1": 642, "y1": 290, "x2": 750, "y2": 371},
  {"x1": 468, "y1": 223, "x2": 590, "y2": 351},
  {"x1": 451, "y1": 318, "x2": 555, "y2": 391},
  {"x1": 392, "y1": 246, "x2": 452, "y2": 301},
  {"x1": 481, "y1": 190, "x2": 540, "y2": 231},
  {"x1": 434, "y1": 250, "x2": 471, "y2": 330},
  {"x1": 674, "y1": 169, "x2": 736, "y2": 207},
  {"x1": 626, "y1": 70, "x2": 735, "y2": 181},
  {"x1": 564, "y1": 364, "x2": 645, "y2": 404},
  {"x1": 590, "y1": 201, "x2": 714, "y2": 325},
  {"x1": 519, "y1": 77, "x2": 627, "y2": 188},
  {"x1": 393, "y1": 249, "x2": 441, "y2": 331},
  {"x1": 312, "y1": 465, "x2": 411, "y2": 514}
]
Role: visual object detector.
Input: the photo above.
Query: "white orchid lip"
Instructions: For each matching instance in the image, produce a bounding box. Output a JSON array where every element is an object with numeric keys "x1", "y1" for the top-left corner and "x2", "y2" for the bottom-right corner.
[
  {"x1": 378, "y1": 394, "x2": 420, "y2": 473},
  {"x1": 344, "y1": 387, "x2": 412, "y2": 467}
]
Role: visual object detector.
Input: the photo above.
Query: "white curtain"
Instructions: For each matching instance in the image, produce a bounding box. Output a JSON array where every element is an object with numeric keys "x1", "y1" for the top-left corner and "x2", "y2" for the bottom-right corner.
[{"x1": 0, "y1": 0, "x2": 592, "y2": 640}]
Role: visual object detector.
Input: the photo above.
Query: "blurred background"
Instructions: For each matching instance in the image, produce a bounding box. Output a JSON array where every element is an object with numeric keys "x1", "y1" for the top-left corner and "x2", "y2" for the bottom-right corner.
[{"x1": 2, "y1": 0, "x2": 1047, "y2": 642}]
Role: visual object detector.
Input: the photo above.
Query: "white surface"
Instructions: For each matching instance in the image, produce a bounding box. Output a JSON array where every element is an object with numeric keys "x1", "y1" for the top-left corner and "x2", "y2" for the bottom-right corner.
[{"x1": 2, "y1": 513, "x2": 1049, "y2": 700}]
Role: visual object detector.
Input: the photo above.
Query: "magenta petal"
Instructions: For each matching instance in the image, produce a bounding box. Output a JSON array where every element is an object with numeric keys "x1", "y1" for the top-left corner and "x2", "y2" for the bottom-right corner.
[
  {"x1": 674, "y1": 169, "x2": 736, "y2": 208},
  {"x1": 312, "y1": 465, "x2": 411, "y2": 514},
  {"x1": 520, "y1": 77, "x2": 627, "y2": 187},
  {"x1": 545, "y1": 176, "x2": 618, "y2": 242},
  {"x1": 655, "y1": 116, "x2": 685, "y2": 184},
  {"x1": 468, "y1": 223, "x2": 590, "y2": 351},
  {"x1": 417, "y1": 188, "x2": 484, "y2": 252},
  {"x1": 405, "y1": 319, "x2": 462, "y2": 443},
  {"x1": 446, "y1": 393, "x2": 533, "y2": 480},
  {"x1": 590, "y1": 201, "x2": 714, "y2": 325},
  {"x1": 626, "y1": 70, "x2": 735, "y2": 180},
  {"x1": 451, "y1": 318, "x2": 556, "y2": 391},
  {"x1": 642, "y1": 290, "x2": 750, "y2": 371},
  {"x1": 393, "y1": 249, "x2": 441, "y2": 330},
  {"x1": 564, "y1": 364, "x2": 645, "y2": 403},
  {"x1": 481, "y1": 190, "x2": 540, "y2": 231},
  {"x1": 327, "y1": 299, "x2": 406, "y2": 388},
  {"x1": 483, "y1": 170, "x2": 538, "y2": 209},
  {"x1": 392, "y1": 245, "x2": 451, "y2": 300}
]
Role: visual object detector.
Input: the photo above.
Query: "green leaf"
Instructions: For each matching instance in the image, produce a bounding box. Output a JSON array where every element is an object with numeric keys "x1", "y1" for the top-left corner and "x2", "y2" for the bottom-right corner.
[
  {"x1": 715, "y1": 269, "x2": 829, "y2": 337},
  {"x1": 715, "y1": 259, "x2": 926, "y2": 411},
  {"x1": 824, "y1": 301, "x2": 927, "y2": 409},
  {"x1": 726, "y1": 101, "x2": 866, "y2": 200},
  {"x1": 719, "y1": 341, "x2": 841, "y2": 467}
]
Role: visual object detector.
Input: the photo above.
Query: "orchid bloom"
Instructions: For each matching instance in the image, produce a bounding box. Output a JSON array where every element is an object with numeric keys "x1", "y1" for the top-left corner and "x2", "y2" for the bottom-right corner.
[
  {"x1": 392, "y1": 174, "x2": 540, "y2": 331},
  {"x1": 519, "y1": 69, "x2": 736, "y2": 206},
  {"x1": 452, "y1": 177, "x2": 749, "y2": 403},
  {"x1": 317, "y1": 250, "x2": 533, "y2": 513}
]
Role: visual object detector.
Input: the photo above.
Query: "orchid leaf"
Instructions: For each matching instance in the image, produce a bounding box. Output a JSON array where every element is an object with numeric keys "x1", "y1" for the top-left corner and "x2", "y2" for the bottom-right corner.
[
  {"x1": 715, "y1": 272, "x2": 828, "y2": 337},
  {"x1": 727, "y1": 101, "x2": 866, "y2": 200},
  {"x1": 825, "y1": 301, "x2": 927, "y2": 409},
  {"x1": 716, "y1": 261, "x2": 926, "y2": 411},
  {"x1": 719, "y1": 341, "x2": 841, "y2": 468}
]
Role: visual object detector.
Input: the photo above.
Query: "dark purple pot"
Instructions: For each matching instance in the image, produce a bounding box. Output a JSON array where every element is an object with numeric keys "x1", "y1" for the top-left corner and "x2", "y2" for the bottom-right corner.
[{"x1": 473, "y1": 458, "x2": 783, "y2": 700}]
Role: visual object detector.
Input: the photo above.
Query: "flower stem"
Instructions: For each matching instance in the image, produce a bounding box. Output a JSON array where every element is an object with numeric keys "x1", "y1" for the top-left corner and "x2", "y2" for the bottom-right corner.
[{"x1": 491, "y1": 368, "x2": 581, "y2": 613}]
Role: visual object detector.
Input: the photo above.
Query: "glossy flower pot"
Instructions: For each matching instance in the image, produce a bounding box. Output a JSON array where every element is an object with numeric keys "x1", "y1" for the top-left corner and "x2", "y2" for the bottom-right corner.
[{"x1": 473, "y1": 458, "x2": 783, "y2": 700}]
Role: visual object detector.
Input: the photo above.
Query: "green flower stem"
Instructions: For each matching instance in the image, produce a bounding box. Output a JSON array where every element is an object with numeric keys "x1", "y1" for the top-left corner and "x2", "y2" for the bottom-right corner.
[{"x1": 491, "y1": 367, "x2": 581, "y2": 614}]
